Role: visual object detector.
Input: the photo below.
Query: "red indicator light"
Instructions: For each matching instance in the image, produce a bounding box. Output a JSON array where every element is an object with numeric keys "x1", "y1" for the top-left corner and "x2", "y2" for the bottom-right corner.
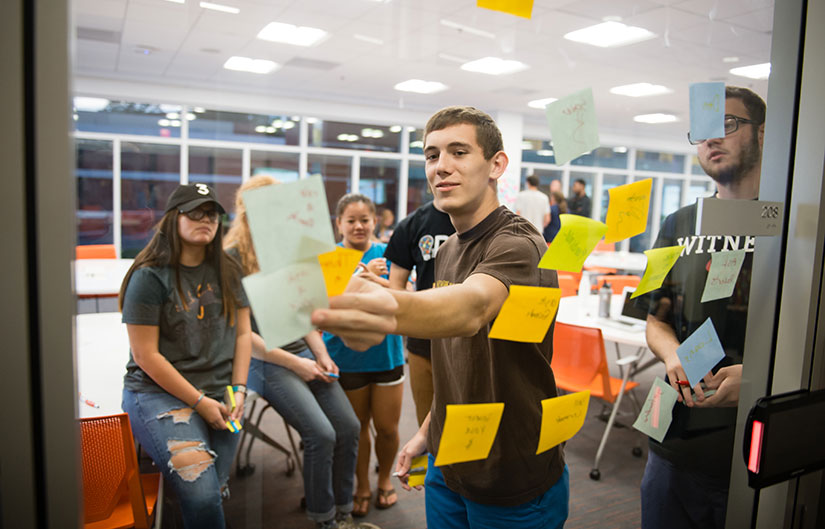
[{"x1": 748, "y1": 420, "x2": 764, "y2": 473}]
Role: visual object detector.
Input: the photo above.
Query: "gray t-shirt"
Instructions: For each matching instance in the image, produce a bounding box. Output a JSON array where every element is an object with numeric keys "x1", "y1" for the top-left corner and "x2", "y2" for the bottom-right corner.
[{"x1": 122, "y1": 262, "x2": 248, "y2": 399}]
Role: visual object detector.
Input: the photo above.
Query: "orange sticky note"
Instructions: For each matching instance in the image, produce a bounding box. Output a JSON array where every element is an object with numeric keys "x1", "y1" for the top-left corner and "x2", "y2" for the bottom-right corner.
[
  {"x1": 317, "y1": 247, "x2": 364, "y2": 297},
  {"x1": 538, "y1": 214, "x2": 607, "y2": 272},
  {"x1": 477, "y1": 0, "x2": 534, "y2": 18},
  {"x1": 434, "y1": 403, "x2": 504, "y2": 466},
  {"x1": 631, "y1": 245, "x2": 684, "y2": 298},
  {"x1": 489, "y1": 286, "x2": 561, "y2": 343},
  {"x1": 536, "y1": 391, "x2": 589, "y2": 454},
  {"x1": 604, "y1": 179, "x2": 652, "y2": 243}
]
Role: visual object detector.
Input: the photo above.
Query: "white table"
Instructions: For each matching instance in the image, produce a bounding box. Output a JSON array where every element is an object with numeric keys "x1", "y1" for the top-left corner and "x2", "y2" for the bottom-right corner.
[
  {"x1": 76, "y1": 312, "x2": 131, "y2": 418},
  {"x1": 75, "y1": 259, "x2": 134, "y2": 296},
  {"x1": 583, "y1": 251, "x2": 647, "y2": 273}
]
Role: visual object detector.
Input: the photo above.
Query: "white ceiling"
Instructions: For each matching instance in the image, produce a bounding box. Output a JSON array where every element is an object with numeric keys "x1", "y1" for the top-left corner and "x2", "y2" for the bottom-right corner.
[{"x1": 72, "y1": 0, "x2": 774, "y2": 142}]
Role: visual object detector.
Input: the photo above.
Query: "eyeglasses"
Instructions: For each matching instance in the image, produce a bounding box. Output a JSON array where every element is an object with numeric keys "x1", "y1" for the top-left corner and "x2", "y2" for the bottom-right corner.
[
  {"x1": 687, "y1": 114, "x2": 761, "y2": 145},
  {"x1": 181, "y1": 208, "x2": 220, "y2": 222}
]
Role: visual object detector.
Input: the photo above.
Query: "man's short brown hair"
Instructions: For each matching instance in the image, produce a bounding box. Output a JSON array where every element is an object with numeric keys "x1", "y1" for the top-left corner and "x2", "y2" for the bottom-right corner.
[
  {"x1": 726, "y1": 86, "x2": 766, "y2": 125},
  {"x1": 424, "y1": 106, "x2": 503, "y2": 160}
]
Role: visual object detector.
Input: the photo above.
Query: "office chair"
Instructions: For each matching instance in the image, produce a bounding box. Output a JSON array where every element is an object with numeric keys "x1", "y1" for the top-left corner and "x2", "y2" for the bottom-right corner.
[
  {"x1": 235, "y1": 390, "x2": 301, "y2": 480},
  {"x1": 558, "y1": 274, "x2": 580, "y2": 297},
  {"x1": 77, "y1": 244, "x2": 118, "y2": 260}
]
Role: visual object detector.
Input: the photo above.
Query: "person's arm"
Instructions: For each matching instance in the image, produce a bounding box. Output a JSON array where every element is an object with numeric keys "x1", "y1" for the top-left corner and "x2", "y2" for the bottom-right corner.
[
  {"x1": 251, "y1": 332, "x2": 327, "y2": 382},
  {"x1": 128, "y1": 324, "x2": 229, "y2": 429},
  {"x1": 229, "y1": 307, "x2": 252, "y2": 421},
  {"x1": 542, "y1": 212, "x2": 551, "y2": 227},
  {"x1": 646, "y1": 314, "x2": 706, "y2": 406},
  {"x1": 395, "y1": 412, "x2": 430, "y2": 491},
  {"x1": 388, "y1": 263, "x2": 412, "y2": 291},
  {"x1": 305, "y1": 330, "x2": 338, "y2": 381},
  {"x1": 312, "y1": 272, "x2": 509, "y2": 350}
]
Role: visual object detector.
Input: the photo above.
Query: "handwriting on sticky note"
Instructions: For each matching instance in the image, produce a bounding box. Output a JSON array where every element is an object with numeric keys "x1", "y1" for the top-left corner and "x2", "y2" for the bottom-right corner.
[
  {"x1": 476, "y1": 0, "x2": 534, "y2": 18},
  {"x1": 676, "y1": 318, "x2": 726, "y2": 388},
  {"x1": 545, "y1": 88, "x2": 600, "y2": 166},
  {"x1": 536, "y1": 391, "x2": 590, "y2": 454},
  {"x1": 242, "y1": 175, "x2": 336, "y2": 272},
  {"x1": 633, "y1": 377, "x2": 679, "y2": 442},
  {"x1": 538, "y1": 215, "x2": 607, "y2": 272},
  {"x1": 604, "y1": 179, "x2": 652, "y2": 243},
  {"x1": 689, "y1": 82, "x2": 726, "y2": 143},
  {"x1": 318, "y1": 247, "x2": 364, "y2": 297},
  {"x1": 701, "y1": 249, "x2": 746, "y2": 303},
  {"x1": 631, "y1": 245, "x2": 684, "y2": 298},
  {"x1": 434, "y1": 403, "x2": 504, "y2": 467},
  {"x1": 489, "y1": 286, "x2": 561, "y2": 343},
  {"x1": 242, "y1": 258, "x2": 329, "y2": 349}
]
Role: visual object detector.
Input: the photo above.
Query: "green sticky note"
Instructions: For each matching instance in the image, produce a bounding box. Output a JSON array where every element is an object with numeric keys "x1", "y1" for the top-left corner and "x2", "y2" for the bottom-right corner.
[
  {"x1": 633, "y1": 377, "x2": 679, "y2": 443},
  {"x1": 632, "y1": 245, "x2": 684, "y2": 298},
  {"x1": 701, "y1": 249, "x2": 746, "y2": 303},
  {"x1": 538, "y1": 214, "x2": 607, "y2": 272},
  {"x1": 545, "y1": 88, "x2": 600, "y2": 166},
  {"x1": 242, "y1": 175, "x2": 336, "y2": 272},
  {"x1": 242, "y1": 258, "x2": 329, "y2": 349}
]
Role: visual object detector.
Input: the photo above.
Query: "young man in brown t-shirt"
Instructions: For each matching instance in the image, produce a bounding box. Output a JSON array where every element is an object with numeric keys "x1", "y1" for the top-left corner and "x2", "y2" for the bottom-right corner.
[{"x1": 313, "y1": 106, "x2": 568, "y2": 528}]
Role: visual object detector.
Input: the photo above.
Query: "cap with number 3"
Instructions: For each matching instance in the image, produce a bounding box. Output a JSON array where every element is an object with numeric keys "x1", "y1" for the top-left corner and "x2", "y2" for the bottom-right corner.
[{"x1": 165, "y1": 183, "x2": 226, "y2": 214}]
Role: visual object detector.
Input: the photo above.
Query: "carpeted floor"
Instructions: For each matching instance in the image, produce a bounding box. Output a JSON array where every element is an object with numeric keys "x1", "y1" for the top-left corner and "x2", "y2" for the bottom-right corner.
[{"x1": 223, "y1": 343, "x2": 663, "y2": 529}]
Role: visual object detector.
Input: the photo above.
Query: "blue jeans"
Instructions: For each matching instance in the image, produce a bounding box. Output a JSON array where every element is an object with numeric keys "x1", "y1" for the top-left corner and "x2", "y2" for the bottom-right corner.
[
  {"x1": 641, "y1": 449, "x2": 728, "y2": 529},
  {"x1": 122, "y1": 388, "x2": 239, "y2": 529},
  {"x1": 424, "y1": 454, "x2": 569, "y2": 529},
  {"x1": 248, "y1": 352, "x2": 360, "y2": 522}
]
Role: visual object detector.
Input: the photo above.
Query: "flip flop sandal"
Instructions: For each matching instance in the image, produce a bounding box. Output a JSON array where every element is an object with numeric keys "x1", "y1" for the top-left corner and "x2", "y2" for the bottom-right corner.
[
  {"x1": 352, "y1": 493, "x2": 371, "y2": 517},
  {"x1": 375, "y1": 487, "x2": 397, "y2": 510}
]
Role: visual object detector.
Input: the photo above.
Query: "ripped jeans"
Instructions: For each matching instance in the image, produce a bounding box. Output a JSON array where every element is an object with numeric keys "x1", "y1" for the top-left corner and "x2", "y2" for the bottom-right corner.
[{"x1": 122, "y1": 388, "x2": 240, "y2": 529}]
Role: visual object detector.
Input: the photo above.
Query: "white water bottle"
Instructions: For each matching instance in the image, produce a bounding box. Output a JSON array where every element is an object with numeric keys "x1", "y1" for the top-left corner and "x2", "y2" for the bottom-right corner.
[{"x1": 598, "y1": 282, "x2": 611, "y2": 318}]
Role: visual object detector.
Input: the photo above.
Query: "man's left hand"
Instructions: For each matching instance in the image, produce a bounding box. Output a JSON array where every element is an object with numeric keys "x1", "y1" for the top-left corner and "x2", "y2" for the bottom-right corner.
[{"x1": 693, "y1": 365, "x2": 742, "y2": 408}]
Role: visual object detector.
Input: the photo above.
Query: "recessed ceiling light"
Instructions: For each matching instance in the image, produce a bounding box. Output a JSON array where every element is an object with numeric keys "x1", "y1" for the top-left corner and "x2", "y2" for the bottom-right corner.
[
  {"x1": 257, "y1": 22, "x2": 329, "y2": 47},
  {"x1": 521, "y1": 140, "x2": 534, "y2": 150},
  {"x1": 389, "y1": 125, "x2": 402, "y2": 133},
  {"x1": 440, "y1": 19, "x2": 495, "y2": 39},
  {"x1": 460, "y1": 57, "x2": 528, "y2": 76},
  {"x1": 406, "y1": 126, "x2": 417, "y2": 132},
  {"x1": 564, "y1": 21, "x2": 655, "y2": 48},
  {"x1": 723, "y1": 56, "x2": 740, "y2": 63},
  {"x1": 73, "y1": 97, "x2": 110, "y2": 112},
  {"x1": 166, "y1": 112, "x2": 180, "y2": 119},
  {"x1": 199, "y1": 1, "x2": 239, "y2": 14},
  {"x1": 537, "y1": 150, "x2": 554, "y2": 157},
  {"x1": 612, "y1": 146, "x2": 628, "y2": 153},
  {"x1": 164, "y1": 0, "x2": 185, "y2": 3},
  {"x1": 193, "y1": 107, "x2": 206, "y2": 113},
  {"x1": 185, "y1": 112, "x2": 196, "y2": 120},
  {"x1": 254, "y1": 125, "x2": 267, "y2": 133},
  {"x1": 272, "y1": 119, "x2": 284, "y2": 127},
  {"x1": 394, "y1": 79, "x2": 448, "y2": 94},
  {"x1": 223, "y1": 56, "x2": 279, "y2": 74},
  {"x1": 158, "y1": 119, "x2": 171, "y2": 126},
  {"x1": 633, "y1": 113, "x2": 678, "y2": 124},
  {"x1": 410, "y1": 140, "x2": 424, "y2": 149},
  {"x1": 306, "y1": 117, "x2": 319, "y2": 124},
  {"x1": 527, "y1": 97, "x2": 558, "y2": 109},
  {"x1": 729, "y1": 62, "x2": 770, "y2": 80},
  {"x1": 354, "y1": 34, "x2": 384, "y2": 46},
  {"x1": 170, "y1": 120, "x2": 182, "y2": 127},
  {"x1": 283, "y1": 121, "x2": 296, "y2": 130},
  {"x1": 609, "y1": 82, "x2": 671, "y2": 97}
]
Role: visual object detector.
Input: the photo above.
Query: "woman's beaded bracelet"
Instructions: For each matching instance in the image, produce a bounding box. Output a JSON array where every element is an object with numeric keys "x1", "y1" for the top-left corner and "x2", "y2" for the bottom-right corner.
[{"x1": 192, "y1": 391, "x2": 205, "y2": 409}]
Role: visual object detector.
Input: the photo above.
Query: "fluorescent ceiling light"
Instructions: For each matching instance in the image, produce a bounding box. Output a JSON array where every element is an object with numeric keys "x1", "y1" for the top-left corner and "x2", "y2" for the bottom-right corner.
[
  {"x1": 165, "y1": 0, "x2": 185, "y2": 4},
  {"x1": 354, "y1": 34, "x2": 384, "y2": 45},
  {"x1": 282, "y1": 121, "x2": 296, "y2": 130},
  {"x1": 361, "y1": 128, "x2": 384, "y2": 138},
  {"x1": 633, "y1": 113, "x2": 678, "y2": 124},
  {"x1": 461, "y1": 57, "x2": 528, "y2": 76},
  {"x1": 257, "y1": 22, "x2": 329, "y2": 47},
  {"x1": 612, "y1": 146, "x2": 628, "y2": 153},
  {"x1": 440, "y1": 19, "x2": 495, "y2": 39},
  {"x1": 729, "y1": 62, "x2": 770, "y2": 80},
  {"x1": 223, "y1": 56, "x2": 279, "y2": 74},
  {"x1": 73, "y1": 97, "x2": 110, "y2": 112},
  {"x1": 527, "y1": 97, "x2": 558, "y2": 109},
  {"x1": 610, "y1": 82, "x2": 671, "y2": 97},
  {"x1": 199, "y1": 2, "x2": 239, "y2": 14},
  {"x1": 564, "y1": 21, "x2": 655, "y2": 48},
  {"x1": 394, "y1": 79, "x2": 448, "y2": 94}
]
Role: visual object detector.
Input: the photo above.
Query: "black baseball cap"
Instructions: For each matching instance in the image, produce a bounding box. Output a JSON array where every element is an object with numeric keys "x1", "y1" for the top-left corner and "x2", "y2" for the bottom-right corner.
[{"x1": 165, "y1": 183, "x2": 226, "y2": 214}]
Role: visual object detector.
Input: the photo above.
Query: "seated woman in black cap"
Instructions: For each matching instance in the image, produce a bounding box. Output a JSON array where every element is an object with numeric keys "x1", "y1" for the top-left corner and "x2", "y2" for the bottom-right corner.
[{"x1": 119, "y1": 183, "x2": 251, "y2": 529}]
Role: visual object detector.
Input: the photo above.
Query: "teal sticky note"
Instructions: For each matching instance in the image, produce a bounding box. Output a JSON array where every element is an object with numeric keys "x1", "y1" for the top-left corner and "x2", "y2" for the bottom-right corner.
[
  {"x1": 701, "y1": 249, "x2": 746, "y2": 303},
  {"x1": 633, "y1": 377, "x2": 679, "y2": 443},
  {"x1": 242, "y1": 257, "x2": 330, "y2": 349},
  {"x1": 689, "y1": 82, "x2": 725, "y2": 143},
  {"x1": 545, "y1": 88, "x2": 600, "y2": 166},
  {"x1": 242, "y1": 175, "x2": 336, "y2": 272},
  {"x1": 676, "y1": 318, "x2": 726, "y2": 388}
]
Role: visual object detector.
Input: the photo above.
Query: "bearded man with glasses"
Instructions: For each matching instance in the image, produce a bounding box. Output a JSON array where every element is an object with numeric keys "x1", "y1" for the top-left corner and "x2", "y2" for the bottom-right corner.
[{"x1": 636, "y1": 86, "x2": 766, "y2": 529}]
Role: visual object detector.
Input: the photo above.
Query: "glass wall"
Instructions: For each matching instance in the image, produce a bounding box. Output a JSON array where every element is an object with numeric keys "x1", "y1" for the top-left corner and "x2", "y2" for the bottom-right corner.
[
  {"x1": 250, "y1": 151, "x2": 300, "y2": 184},
  {"x1": 407, "y1": 161, "x2": 430, "y2": 214},
  {"x1": 76, "y1": 139, "x2": 114, "y2": 246},
  {"x1": 308, "y1": 154, "x2": 352, "y2": 223},
  {"x1": 600, "y1": 174, "x2": 629, "y2": 223},
  {"x1": 188, "y1": 146, "x2": 243, "y2": 214},
  {"x1": 359, "y1": 158, "x2": 400, "y2": 218}
]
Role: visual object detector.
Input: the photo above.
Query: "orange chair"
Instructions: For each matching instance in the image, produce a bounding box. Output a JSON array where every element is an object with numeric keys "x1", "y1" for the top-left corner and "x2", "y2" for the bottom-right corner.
[
  {"x1": 594, "y1": 240, "x2": 615, "y2": 252},
  {"x1": 594, "y1": 274, "x2": 641, "y2": 294},
  {"x1": 557, "y1": 274, "x2": 579, "y2": 297},
  {"x1": 77, "y1": 244, "x2": 117, "y2": 260},
  {"x1": 80, "y1": 413, "x2": 161, "y2": 529},
  {"x1": 552, "y1": 322, "x2": 642, "y2": 480}
]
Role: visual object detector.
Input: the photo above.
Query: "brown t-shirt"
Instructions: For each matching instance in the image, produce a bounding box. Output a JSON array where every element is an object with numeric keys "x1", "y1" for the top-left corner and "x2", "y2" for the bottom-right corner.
[{"x1": 428, "y1": 205, "x2": 564, "y2": 506}]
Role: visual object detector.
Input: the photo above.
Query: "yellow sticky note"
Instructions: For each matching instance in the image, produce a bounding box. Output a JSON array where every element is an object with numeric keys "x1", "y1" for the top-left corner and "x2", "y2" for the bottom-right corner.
[
  {"x1": 604, "y1": 179, "x2": 652, "y2": 243},
  {"x1": 317, "y1": 247, "x2": 364, "y2": 297},
  {"x1": 411, "y1": 455, "x2": 427, "y2": 469},
  {"x1": 489, "y1": 286, "x2": 561, "y2": 343},
  {"x1": 408, "y1": 473, "x2": 426, "y2": 487},
  {"x1": 434, "y1": 403, "x2": 505, "y2": 467},
  {"x1": 406, "y1": 454, "x2": 428, "y2": 486},
  {"x1": 476, "y1": 0, "x2": 534, "y2": 18},
  {"x1": 536, "y1": 391, "x2": 590, "y2": 454},
  {"x1": 631, "y1": 245, "x2": 684, "y2": 299},
  {"x1": 538, "y1": 215, "x2": 607, "y2": 272}
]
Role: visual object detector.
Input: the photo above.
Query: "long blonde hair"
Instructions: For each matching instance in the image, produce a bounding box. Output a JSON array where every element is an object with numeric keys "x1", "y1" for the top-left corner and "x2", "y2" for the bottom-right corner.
[{"x1": 224, "y1": 175, "x2": 280, "y2": 275}]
